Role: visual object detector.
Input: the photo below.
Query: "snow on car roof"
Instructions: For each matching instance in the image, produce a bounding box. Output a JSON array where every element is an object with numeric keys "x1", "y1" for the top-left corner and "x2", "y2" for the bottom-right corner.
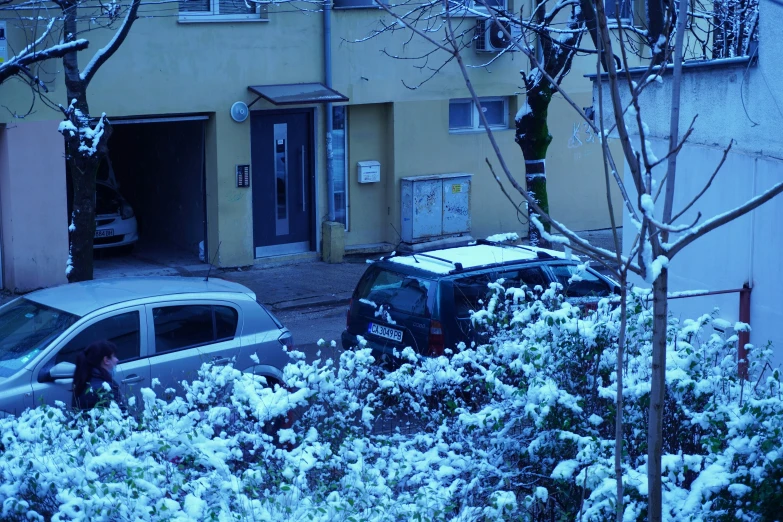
[
  {"x1": 24, "y1": 276, "x2": 255, "y2": 317},
  {"x1": 386, "y1": 244, "x2": 569, "y2": 274}
]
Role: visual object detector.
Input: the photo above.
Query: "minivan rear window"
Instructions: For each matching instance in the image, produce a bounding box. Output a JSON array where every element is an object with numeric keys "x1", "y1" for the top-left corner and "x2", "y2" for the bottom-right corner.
[
  {"x1": 550, "y1": 264, "x2": 613, "y2": 298},
  {"x1": 356, "y1": 268, "x2": 433, "y2": 316},
  {"x1": 453, "y1": 267, "x2": 548, "y2": 318}
]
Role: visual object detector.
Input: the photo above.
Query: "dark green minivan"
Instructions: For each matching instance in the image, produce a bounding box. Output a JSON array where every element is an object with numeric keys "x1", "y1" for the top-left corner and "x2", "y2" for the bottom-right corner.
[{"x1": 342, "y1": 241, "x2": 619, "y2": 362}]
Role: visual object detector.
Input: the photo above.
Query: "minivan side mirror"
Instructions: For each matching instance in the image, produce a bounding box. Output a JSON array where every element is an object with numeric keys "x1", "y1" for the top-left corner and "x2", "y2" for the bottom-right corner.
[{"x1": 49, "y1": 362, "x2": 76, "y2": 380}]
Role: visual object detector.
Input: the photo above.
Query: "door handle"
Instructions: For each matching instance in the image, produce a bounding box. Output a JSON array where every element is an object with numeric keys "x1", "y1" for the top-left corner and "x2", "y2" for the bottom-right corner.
[
  {"x1": 301, "y1": 145, "x2": 306, "y2": 211},
  {"x1": 121, "y1": 375, "x2": 144, "y2": 384},
  {"x1": 212, "y1": 357, "x2": 231, "y2": 366}
]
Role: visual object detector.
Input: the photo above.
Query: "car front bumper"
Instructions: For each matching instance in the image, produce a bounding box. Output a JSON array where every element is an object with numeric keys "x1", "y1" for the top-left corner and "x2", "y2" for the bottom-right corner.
[{"x1": 94, "y1": 215, "x2": 138, "y2": 249}]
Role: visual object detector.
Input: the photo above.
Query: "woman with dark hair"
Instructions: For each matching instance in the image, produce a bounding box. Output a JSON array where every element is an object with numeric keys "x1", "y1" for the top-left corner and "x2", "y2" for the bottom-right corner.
[{"x1": 72, "y1": 340, "x2": 126, "y2": 412}]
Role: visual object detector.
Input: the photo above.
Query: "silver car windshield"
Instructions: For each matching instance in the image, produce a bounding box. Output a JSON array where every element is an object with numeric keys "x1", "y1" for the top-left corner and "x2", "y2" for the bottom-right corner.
[{"x1": 0, "y1": 298, "x2": 80, "y2": 378}]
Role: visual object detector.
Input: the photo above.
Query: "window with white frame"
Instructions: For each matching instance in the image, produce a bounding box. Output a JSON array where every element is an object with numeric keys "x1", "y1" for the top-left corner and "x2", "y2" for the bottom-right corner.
[
  {"x1": 178, "y1": 0, "x2": 268, "y2": 22},
  {"x1": 447, "y1": 0, "x2": 507, "y2": 15},
  {"x1": 449, "y1": 97, "x2": 509, "y2": 132},
  {"x1": 604, "y1": 0, "x2": 633, "y2": 23},
  {"x1": 332, "y1": 106, "x2": 349, "y2": 229}
]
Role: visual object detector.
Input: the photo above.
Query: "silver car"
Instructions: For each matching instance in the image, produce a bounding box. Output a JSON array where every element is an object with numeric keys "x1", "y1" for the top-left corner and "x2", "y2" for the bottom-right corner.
[{"x1": 0, "y1": 276, "x2": 292, "y2": 416}]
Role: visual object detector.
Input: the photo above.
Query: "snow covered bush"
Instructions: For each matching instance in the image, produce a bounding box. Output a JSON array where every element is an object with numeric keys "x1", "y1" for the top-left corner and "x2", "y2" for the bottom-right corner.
[{"x1": 0, "y1": 283, "x2": 780, "y2": 521}]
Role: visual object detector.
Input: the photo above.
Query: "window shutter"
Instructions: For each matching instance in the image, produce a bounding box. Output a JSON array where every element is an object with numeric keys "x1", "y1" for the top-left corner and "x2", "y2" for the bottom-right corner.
[{"x1": 179, "y1": 0, "x2": 210, "y2": 12}]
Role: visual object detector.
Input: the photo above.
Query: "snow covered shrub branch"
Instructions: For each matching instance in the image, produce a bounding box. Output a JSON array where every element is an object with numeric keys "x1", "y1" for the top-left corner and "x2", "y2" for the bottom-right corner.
[{"x1": 0, "y1": 288, "x2": 781, "y2": 520}]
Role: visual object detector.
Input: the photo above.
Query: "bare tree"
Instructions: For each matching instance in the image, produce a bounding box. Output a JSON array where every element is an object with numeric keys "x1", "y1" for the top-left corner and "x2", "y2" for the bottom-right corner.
[
  {"x1": 1, "y1": 0, "x2": 141, "y2": 282},
  {"x1": 369, "y1": 0, "x2": 780, "y2": 520},
  {"x1": 57, "y1": 0, "x2": 141, "y2": 282}
]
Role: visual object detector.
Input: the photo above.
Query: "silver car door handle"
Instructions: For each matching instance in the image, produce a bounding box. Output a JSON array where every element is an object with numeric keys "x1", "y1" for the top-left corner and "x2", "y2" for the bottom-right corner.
[
  {"x1": 212, "y1": 357, "x2": 231, "y2": 365},
  {"x1": 121, "y1": 375, "x2": 144, "y2": 384}
]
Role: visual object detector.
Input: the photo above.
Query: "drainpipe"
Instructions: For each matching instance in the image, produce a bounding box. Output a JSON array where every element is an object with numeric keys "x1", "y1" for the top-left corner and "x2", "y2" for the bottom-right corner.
[
  {"x1": 738, "y1": 284, "x2": 751, "y2": 380},
  {"x1": 324, "y1": 0, "x2": 335, "y2": 222}
]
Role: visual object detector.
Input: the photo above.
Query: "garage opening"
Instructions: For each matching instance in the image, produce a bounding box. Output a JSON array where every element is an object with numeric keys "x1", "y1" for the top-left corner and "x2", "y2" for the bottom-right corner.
[{"x1": 91, "y1": 115, "x2": 208, "y2": 276}]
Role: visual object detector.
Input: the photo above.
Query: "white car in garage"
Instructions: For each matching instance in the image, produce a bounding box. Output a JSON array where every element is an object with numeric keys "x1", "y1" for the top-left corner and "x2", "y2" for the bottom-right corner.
[{"x1": 95, "y1": 181, "x2": 138, "y2": 251}]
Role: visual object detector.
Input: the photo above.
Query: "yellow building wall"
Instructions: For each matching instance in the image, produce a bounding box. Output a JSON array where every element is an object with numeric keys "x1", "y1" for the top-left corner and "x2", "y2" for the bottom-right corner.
[
  {"x1": 0, "y1": 1, "x2": 627, "y2": 268},
  {"x1": 344, "y1": 103, "x2": 392, "y2": 247}
]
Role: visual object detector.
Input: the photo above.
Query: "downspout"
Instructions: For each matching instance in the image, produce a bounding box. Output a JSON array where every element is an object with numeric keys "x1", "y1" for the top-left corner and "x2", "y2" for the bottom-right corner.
[{"x1": 324, "y1": 0, "x2": 335, "y2": 222}]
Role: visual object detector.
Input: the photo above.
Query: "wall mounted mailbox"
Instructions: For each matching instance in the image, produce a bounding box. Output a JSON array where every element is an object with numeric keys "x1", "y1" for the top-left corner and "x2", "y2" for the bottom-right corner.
[{"x1": 357, "y1": 160, "x2": 381, "y2": 183}]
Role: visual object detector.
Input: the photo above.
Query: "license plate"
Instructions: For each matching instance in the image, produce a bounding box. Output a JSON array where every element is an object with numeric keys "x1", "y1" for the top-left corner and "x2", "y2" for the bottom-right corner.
[
  {"x1": 369, "y1": 323, "x2": 403, "y2": 343},
  {"x1": 95, "y1": 229, "x2": 114, "y2": 238}
]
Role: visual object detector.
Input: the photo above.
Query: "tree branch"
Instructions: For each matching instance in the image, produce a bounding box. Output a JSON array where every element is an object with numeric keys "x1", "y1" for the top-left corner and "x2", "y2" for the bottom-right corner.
[
  {"x1": 670, "y1": 140, "x2": 733, "y2": 223},
  {"x1": 0, "y1": 16, "x2": 89, "y2": 87},
  {"x1": 442, "y1": 6, "x2": 639, "y2": 273},
  {"x1": 660, "y1": 0, "x2": 689, "y2": 244},
  {"x1": 648, "y1": 115, "x2": 697, "y2": 170},
  {"x1": 80, "y1": 0, "x2": 141, "y2": 86},
  {"x1": 666, "y1": 181, "x2": 783, "y2": 258}
]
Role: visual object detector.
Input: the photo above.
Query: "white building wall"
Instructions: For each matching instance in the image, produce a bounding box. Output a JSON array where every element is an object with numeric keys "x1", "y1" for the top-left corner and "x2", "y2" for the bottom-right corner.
[
  {"x1": 596, "y1": 0, "x2": 783, "y2": 366},
  {"x1": 620, "y1": 138, "x2": 783, "y2": 365}
]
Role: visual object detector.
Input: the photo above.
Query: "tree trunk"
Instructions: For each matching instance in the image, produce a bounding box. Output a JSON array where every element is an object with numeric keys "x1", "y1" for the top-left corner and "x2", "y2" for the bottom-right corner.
[
  {"x1": 648, "y1": 268, "x2": 668, "y2": 522},
  {"x1": 66, "y1": 150, "x2": 99, "y2": 282},
  {"x1": 516, "y1": 85, "x2": 553, "y2": 248},
  {"x1": 646, "y1": 0, "x2": 667, "y2": 64},
  {"x1": 62, "y1": 2, "x2": 98, "y2": 283},
  {"x1": 615, "y1": 274, "x2": 628, "y2": 522}
]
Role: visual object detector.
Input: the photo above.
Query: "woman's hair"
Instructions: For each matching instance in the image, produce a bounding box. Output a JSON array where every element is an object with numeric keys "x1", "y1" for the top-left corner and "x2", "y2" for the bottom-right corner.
[{"x1": 72, "y1": 340, "x2": 117, "y2": 398}]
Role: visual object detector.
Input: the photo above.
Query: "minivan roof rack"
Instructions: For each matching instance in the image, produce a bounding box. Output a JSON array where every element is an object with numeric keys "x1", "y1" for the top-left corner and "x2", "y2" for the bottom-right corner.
[
  {"x1": 379, "y1": 250, "x2": 464, "y2": 272},
  {"x1": 415, "y1": 253, "x2": 464, "y2": 272},
  {"x1": 475, "y1": 238, "x2": 556, "y2": 260}
]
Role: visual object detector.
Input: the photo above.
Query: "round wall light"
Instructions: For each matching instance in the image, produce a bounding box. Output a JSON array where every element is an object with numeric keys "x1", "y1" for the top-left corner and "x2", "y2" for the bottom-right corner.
[{"x1": 230, "y1": 101, "x2": 249, "y2": 123}]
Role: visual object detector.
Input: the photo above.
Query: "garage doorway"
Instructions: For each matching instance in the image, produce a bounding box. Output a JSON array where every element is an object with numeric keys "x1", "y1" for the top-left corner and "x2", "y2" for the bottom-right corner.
[{"x1": 93, "y1": 115, "x2": 208, "y2": 275}]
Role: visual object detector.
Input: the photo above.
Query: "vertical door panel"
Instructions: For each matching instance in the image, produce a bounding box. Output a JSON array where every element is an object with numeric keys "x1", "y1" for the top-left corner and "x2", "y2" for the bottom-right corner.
[{"x1": 251, "y1": 111, "x2": 313, "y2": 255}]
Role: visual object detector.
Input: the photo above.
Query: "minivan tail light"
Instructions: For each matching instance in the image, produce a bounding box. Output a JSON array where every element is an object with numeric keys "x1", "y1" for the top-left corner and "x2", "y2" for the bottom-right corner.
[
  {"x1": 582, "y1": 301, "x2": 598, "y2": 312},
  {"x1": 346, "y1": 298, "x2": 353, "y2": 329},
  {"x1": 278, "y1": 333, "x2": 294, "y2": 351},
  {"x1": 429, "y1": 320, "x2": 445, "y2": 357}
]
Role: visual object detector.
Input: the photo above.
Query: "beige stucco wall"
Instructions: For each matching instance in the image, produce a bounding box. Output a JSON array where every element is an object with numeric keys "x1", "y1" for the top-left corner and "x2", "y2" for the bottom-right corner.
[
  {"x1": 0, "y1": 1, "x2": 623, "y2": 270},
  {"x1": 0, "y1": 121, "x2": 69, "y2": 292},
  {"x1": 344, "y1": 94, "x2": 622, "y2": 249},
  {"x1": 345, "y1": 103, "x2": 392, "y2": 247}
]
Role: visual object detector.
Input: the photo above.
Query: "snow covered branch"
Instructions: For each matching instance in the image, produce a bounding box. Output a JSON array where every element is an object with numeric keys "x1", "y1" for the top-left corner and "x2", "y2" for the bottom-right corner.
[
  {"x1": 665, "y1": 181, "x2": 783, "y2": 258},
  {"x1": 79, "y1": 0, "x2": 141, "y2": 85},
  {"x1": 0, "y1": 22, "x2": 89, "y2": 87}
]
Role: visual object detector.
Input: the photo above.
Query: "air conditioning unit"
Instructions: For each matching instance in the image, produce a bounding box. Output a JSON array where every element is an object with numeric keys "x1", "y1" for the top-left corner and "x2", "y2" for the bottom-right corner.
[{"x1": 475, "y1": 18, "x2": 522, "y2": 53}]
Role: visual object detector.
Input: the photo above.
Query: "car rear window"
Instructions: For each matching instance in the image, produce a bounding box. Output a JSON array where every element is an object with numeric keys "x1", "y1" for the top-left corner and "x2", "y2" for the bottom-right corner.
[
  {"x1": 152, "y1": 305, "x2": 239, "y2": 353},
  {"x1": 453, "y1": 267, "x2": 548, "y2": 318},
  {"x1": 356, "y1": 268, "x2": 433, "y2": 317},
  {"x1": 549, "y1": 264, "x2": 613, "y2": 298}
]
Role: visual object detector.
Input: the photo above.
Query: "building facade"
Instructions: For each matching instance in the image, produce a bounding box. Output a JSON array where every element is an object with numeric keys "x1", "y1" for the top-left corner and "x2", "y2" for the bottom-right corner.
[{"x1": 0, "y1": 0, "x2": 619, "y2": 291}]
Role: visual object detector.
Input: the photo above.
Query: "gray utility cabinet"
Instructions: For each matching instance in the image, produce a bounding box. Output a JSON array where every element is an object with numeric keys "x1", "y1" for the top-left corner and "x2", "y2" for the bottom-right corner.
[{"x1": 401, "y1": 173, "x2": 472, "y2": 243}]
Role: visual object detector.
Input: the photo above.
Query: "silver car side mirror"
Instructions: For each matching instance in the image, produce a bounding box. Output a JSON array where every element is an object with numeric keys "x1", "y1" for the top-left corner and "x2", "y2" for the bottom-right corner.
[{"x1": 50, "y1": 362, "x2": 76, "y2": 380}]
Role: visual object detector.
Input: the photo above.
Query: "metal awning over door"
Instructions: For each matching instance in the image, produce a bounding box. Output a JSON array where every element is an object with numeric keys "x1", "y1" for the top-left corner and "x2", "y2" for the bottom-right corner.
[{"x1": 247, "y1": 83, "x2": 348, "y2": 106}]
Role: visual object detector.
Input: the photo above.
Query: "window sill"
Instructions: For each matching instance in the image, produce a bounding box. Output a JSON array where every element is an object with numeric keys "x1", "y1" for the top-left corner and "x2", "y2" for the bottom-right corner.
[
  {"x1": 449, "y1": 127, "x2": 512, "y2": 135},
  {"x1": 606, "y1": 18, "x2": 633, "y2": 28},
  {"x1": 333, "y1": 4, "x2": 383, "y2": 9},
  {"x1": 178, "y1": 14, "x2": 269, "y2": 23}
]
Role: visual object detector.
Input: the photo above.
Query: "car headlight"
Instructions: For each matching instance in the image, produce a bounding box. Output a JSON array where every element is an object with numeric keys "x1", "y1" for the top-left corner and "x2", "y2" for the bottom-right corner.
[{"x1": 121, "y1": 203, "x2": 135, "y2": 220}]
